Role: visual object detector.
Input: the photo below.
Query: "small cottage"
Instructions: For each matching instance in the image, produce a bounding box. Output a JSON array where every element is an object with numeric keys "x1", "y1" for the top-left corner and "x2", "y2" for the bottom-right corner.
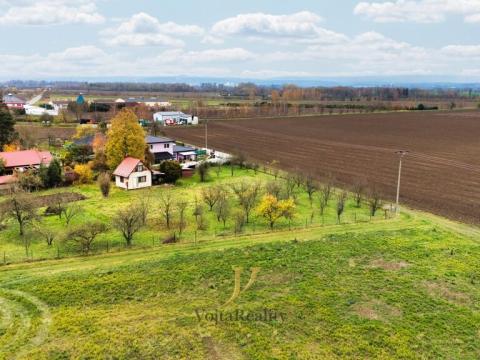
[{"x1": 113, "y1": 157, "x2": 152, "y2": 190}]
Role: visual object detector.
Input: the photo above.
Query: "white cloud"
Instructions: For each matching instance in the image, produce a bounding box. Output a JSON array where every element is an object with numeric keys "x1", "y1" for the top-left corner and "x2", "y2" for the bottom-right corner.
[
  {"x1": 354, "y1": 0, "x2": 480, "y2": 23},
  {"x1": 210, "y1": 11, "x2": 347, "y2": 44},
  {"x1": 101, "y1": 12, "x2": 204, "y2": 47},
  {"x1": 442, "y1": 44, "x2": 480, "y2": 56},
  {"x1": 0, "y1": 0, "x2": 104, "y2": 25}
]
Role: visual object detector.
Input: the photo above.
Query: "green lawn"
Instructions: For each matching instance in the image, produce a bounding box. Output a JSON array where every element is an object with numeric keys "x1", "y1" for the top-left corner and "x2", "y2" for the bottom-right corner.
[
  {"x1": 1, "y1": 167, "x2": 479, "y2": 359},
  {"x1": 0, "y1": 166, "x2": 375, "y2": 264},
  {"x1": 0, "y1": 206, "x2": 479, "y2": 358}
]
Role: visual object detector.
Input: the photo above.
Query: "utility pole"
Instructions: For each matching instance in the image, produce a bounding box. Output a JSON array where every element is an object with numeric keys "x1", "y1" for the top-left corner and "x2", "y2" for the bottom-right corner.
[
  {"x1": 395, "y1": 150, "x2": 409, "y2": 214},
  {"x1": 205, "y1": 119, "x2": 208, "y2": 152}
]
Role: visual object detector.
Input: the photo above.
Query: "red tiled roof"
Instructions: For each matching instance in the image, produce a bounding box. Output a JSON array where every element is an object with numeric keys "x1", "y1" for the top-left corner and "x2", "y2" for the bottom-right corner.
[
  {"x1": 113, "y1": 157, "x2": 142, "y2": 178},
  {"x1": 0, "y1": 150, "x2": 53, "y2": 168},
  {"x1": 0, "y1": 175, "x2": 16, "y2": 185}
]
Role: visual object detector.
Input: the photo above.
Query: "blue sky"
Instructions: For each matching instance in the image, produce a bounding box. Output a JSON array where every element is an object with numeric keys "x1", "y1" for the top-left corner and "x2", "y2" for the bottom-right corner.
[{"x1": 1, "y1": 0, "x2": 480, "y2": 80}]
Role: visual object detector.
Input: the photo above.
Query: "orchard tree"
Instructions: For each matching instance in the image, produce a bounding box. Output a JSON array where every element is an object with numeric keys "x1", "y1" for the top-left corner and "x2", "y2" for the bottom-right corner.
[
  {"x1": 202, "y1": 185, "x2": 224, "y2": 211},
  {"x1": 256, "y1": 195, "x2": 295, "y2": 230},
  {"x1": 368, "y1": 186, "x2": 382, "y2": 217},
  {"x1": 3, "y1": 187, "x2": 38, "y2": 236},
  {"x1": 105, "y1": 109, "x2": 146, "y2": 169},
  {"x1": 214, "y1": 196, "x2": 231, "y2": 229},
  {"x1": 66, "y1": 222, "x2": 108, "y2": 255},
  {"x1": 336, "y1": 191, "x2": 347, "y2": 224},
  {"x1": 159, "y1": 192, "x2": 175, "y2": 229},
  {"x1": 304, "y1": 175, "x2": 317, "y2": 206},
  {"x1": 113, "y1": 204, "x2": 144, "y2": 246},
  {"x1": 196, "y1": 161, "x2": 210, "y2": 182},
  {"x1": 352, "y1": 179, "x2": 366, "y2": 208},
  {"x1": 231, "y1": 181, "x2": 261, "y2": 223}
]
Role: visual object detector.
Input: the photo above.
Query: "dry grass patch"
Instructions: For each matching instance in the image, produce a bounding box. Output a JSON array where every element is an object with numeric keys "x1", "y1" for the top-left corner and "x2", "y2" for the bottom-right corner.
[
  {"x1": 202, "y1": 336, "x2": 244, "y2": 360},
  {"x1": 368, "y1": 258, "x2": 410, "y2": 271},
  {"x1": 423, "y1": 281, "x2": 471, "y2": 305},
  {"x1": 352, "y1": 299, "x2": 402, "y2": 322}
]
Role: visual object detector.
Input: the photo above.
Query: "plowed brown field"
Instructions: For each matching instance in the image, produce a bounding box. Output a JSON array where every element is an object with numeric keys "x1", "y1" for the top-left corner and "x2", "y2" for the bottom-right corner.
[{"x1": 164, "y1": 111, "x2": 480, "y2": 224}]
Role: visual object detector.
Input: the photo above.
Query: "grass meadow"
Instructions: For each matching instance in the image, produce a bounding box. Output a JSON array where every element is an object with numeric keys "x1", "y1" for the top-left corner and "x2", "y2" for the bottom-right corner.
[
  {"x1": 0, "y1": 166, "x2": 479, "y2": 359},
  {"x1": 0, "y1": 166, "x2": 375, "y2": 264}
]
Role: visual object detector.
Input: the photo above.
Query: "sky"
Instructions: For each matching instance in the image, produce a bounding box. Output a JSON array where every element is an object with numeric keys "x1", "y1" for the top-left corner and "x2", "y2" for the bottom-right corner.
[{"x1": 1, "y1": 0, "x2": 480, "y2": 81}]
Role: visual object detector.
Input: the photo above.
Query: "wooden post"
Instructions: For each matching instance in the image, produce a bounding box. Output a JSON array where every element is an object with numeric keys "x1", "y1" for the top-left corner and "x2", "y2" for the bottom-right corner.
[{"x1": 3, "y1": 251, "x2": 6, "y2": 265}]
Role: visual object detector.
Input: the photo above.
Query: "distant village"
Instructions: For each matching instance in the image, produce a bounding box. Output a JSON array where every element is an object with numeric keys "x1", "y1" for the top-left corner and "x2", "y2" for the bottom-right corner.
[
  {"x1": 0, "y1": 92, "x2": 230, "y2": 192},
  {"x1": 2, "y1": 92, "x2": 199, "y2": 126}
]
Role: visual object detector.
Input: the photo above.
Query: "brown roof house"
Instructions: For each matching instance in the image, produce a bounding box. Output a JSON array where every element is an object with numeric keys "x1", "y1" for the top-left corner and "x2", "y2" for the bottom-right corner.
[{"x1": 113, "y1": 157, "x2": 152, "y2": 190}]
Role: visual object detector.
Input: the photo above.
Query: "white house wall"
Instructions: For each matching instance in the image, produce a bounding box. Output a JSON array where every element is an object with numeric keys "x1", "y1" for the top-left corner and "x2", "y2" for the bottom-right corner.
[
  {"x1": 127, "y1": 170, "x2": 152, "y2": 190},
  {"x1": 149, "y1": 142, "x2": 174, "y2": 155}
]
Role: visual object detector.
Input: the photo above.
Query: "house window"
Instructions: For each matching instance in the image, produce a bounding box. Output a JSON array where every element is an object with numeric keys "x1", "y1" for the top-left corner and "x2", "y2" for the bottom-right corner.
[
  {"x1": 138, "y1": 176, "x2": 147, "y2": 183},
  {"x1": 164, "y1": 143, "x2": 170, "y2": 149},
  {"x1": 150, "y1": 145, "x2": 153, "y2": 150},
  {"x1": 137, "y1": 164, "x2": 144, "y2": 172},
  {"x1": 119, "y1": 176, "x2": 125, "y2": 183}
]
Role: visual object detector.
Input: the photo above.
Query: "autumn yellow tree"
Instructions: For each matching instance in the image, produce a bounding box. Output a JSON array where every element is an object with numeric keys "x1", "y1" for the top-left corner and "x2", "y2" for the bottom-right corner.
[
  {"x1": 74, "y1": 164, "x2": 93, "y2": 184},
  {"x1": 73, "y1": 125, "x2": 96, "y2": 140},
  {"x1": 256, "y1": 195, "x2": 295, "y2": 230},
  {"x1": 105, "y1": 109, "x2": 146, "y2": 169}
]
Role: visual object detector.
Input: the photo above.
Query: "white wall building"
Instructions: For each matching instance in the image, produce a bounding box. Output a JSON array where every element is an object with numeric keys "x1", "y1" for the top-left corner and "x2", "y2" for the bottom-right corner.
[
  {"x1": 153, "y1": 111, "x2": 199, "y2": 126},
  {"x1": 113, "y1": 157, "x2": 152, "y2": 190},
  {"x1": 24, "y1": 104, "x2": 59, "y2": 116}
]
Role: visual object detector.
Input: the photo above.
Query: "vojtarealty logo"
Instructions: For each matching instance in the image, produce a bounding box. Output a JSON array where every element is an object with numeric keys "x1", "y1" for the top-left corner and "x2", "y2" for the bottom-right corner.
[
  {"x1": 194, "y1": 266, "x2": 286, "y2": 324},
  {"x1": 195, "y1": 308, "x2": 286, "y2": 324}
]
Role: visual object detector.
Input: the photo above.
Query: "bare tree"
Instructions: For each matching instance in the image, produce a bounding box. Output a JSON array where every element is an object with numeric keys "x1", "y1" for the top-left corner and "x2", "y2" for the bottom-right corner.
[
  {"x1": 336, "y1": 191, "x2": 347, "y2": 224},
  {"x1": 214, "y1": 164, "x2": 222, "y2": 178},
  {"x1": 265, "y1": 180, "x2": 282, "y2": 198},
  {"x1": 270, "y1": 160, "x2": 279, "y2": 179},
  {"x1": 318, "y1": 193, "x2": 328, "y2": 217},
  {"x1": 202, "y1": 185, "x2": 223, "y2": 211},
  {"x1": 66, "y1": 222, "x2": 108, "y2": 255},
  {"x1": 234, "y1": 210, "x2": 246, "y2": 234},
  {"x1": 192, "y1": 199, "x2": 206, "y2": 230},
  {"x1": 3, "y1": 187, "x2": 38, "y2": 236},
  {"x1": 284, "y1": 174, "x2": 297, "y2": 199},
  {"x1": 33, "y1": 222, "x2": 56, "y2": 246},
  {"x1": 352, "y1": 179, "x2": 366, "y2": 208},
  {"x1": 138, "y1": 193, "x2": 151, "y2": 226},
  {"x1": 368, "y1": 186, "x2": 382, "y2": 217},
  {"x1": 113, "y1": 205, "x2": 144, "y2": 246},
  {"x1": 230, "y1": 152, "x2": 246, "y2": 176},
  {"x1": 304, "y1": 175, "x2": 317, "y2": 205},
  {"x1": 230, "y1": 181, "x2": 261, "y2": 223},
  {"x1": 214, "y1": 196, "x2": 231, "y2": 228},
  {"x1": 159, "y1": 192, "x2": 175, "y2": 229},
  {"x1": 196, "y1": 161, "x2": 210, "y2": 182},
  {"x1": 319, "y1": 177, "x2": 335, "y2": 208},
  {"x1": 294, "y1": 171, "x2": 304, "y2": 188},
  {"x1": 62, "y1": 203, "x2": 83, "y2": 226},
  {"x1": 177, "y1": 200, "x2": 188, "y2": 235}
]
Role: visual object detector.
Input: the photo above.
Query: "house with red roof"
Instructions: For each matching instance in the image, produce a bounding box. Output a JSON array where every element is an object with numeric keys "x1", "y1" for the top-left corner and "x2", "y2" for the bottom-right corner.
[
  {"x1": 2, "y1": 93, "x2": 26, "y2": 109},
  {"x1": 0, "y1": 149, "x2": 54, "y2": 188},
  {"x1": 0, "y1": 150, "x2": 53, "y2": 174},
  {"x1": 113, "y1": 157, "x2": 152, "y2": 190}
]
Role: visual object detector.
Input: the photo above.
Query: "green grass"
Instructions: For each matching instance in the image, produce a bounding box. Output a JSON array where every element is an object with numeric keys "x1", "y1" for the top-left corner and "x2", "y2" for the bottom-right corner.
[
  {"x1": 0, "y1": 208, "x2": 479, "y2": 358},
  {"x1": 1, "y1": 167, "x2": 480, "y2": 358},
  {"x1": 0, "y1": 166, "x2": 374, "y2": 264}
]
